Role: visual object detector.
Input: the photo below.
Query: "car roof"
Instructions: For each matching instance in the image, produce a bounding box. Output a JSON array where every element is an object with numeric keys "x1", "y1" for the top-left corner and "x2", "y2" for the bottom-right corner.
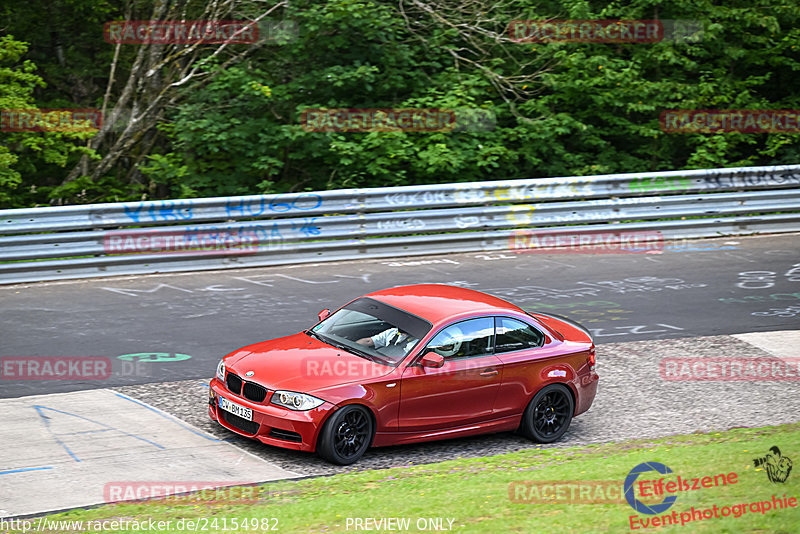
[{"x1": 364, "y1": 284, "x2": 526, "y2": 325}]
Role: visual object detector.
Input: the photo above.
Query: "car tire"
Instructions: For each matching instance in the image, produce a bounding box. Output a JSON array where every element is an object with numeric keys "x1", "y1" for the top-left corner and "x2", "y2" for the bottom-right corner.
[
  {"x1": 317, "y1": 404, "x2": 374, "y2": 465},
  {"x1": 520, "y1": 384, "x2": 574, "y2": 443}
]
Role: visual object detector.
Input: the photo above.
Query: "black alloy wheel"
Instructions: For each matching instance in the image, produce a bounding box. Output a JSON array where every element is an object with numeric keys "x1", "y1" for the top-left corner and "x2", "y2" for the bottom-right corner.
[
  {"x1": 520, "y1": 384, "x2": 574, "y2": 443},
  {"x1": 317, "y1": 404, "x2": 374, "y2": 465}
]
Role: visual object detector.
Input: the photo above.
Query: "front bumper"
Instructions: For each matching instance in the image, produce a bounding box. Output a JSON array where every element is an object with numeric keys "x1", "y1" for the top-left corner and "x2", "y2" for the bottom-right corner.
[{"x1": 208, "y1": 377, "x2": 334, "y2": 452}]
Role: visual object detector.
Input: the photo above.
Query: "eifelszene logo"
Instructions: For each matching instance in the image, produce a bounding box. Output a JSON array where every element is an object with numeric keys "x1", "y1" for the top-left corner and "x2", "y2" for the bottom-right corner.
[
  {"x1": 624, "y1": 462, "x2": 678, "y2": 515},
  {"x1": 753, "y1": 446, "x2": 793, "y2": 483}
]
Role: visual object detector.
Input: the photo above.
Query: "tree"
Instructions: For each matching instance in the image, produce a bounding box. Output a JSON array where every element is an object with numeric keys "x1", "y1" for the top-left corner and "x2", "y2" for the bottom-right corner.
[
  {"x1": 2, "y1": 0, "x2": 799, "y2": 207},
  {"x1": 59, "y1": 0, "x2": 289, "y2": 197},
  {"x1": 0, "y1": 35, "x2": 97, "y2": 208}
]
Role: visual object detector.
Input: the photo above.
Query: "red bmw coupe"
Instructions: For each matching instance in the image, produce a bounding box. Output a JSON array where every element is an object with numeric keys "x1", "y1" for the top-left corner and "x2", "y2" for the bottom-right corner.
[{"x1": 209, "y1": 284, "x2": 598, "y2": 464}]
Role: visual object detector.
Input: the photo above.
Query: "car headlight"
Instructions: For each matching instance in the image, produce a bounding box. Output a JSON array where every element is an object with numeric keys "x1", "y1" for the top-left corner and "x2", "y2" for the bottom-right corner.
[
  {"x1": 271, "y1": 390, "x2": 325, "y2": 411},
  {"x1": 216, "y1": 360, "x2": 225, "y2": 382}
]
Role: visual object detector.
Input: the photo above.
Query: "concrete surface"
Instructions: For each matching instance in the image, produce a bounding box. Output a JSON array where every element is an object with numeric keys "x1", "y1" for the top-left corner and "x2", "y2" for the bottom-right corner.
[
  {"x1": 733, "y1": 330, "x2": 800, "y2": 359},
  {"x1": 0, "y1": 389, "x2": 300, "y2": 518}
]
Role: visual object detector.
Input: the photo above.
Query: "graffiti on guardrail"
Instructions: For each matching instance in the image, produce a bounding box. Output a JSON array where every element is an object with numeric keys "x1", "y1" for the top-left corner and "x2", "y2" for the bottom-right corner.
[
  {"x1": 124, "y1": 200, "x2": 194, "y2": 222},
  {"x1": 628, "y1": 169, "x2": 800, "y2": 194},
  {"x1": 454, "y1": 215, "x2": 481, "y2": 228},
  {"x1": 453, "y1": 182, "x2": 595, "y2": 204},
  {"x1": 225, "y1": 193, "x2": 323, "y2": 218},
  {"x1": 629, "y1": 176, "x2": 692, "y2": 193},
  {"x1": 120, "y1": 194, "x2": 324, "y2": 223},
  {"x1": 504, "y1": 206, "x2": 615, "y2": 226},
  {"x1": 182, "y1": 218, "x2": 322, "y2": 247},
  {"x1": 2, "y1": 165, "x2": 799, "y2": 285},
  {"x1": 701, "y1": 169, "x2": 800, "y2": 189},
  {"x1": 376, "y1": 218, "x2": 426, "y2": 231},
  {"x1": 384, "y1": 191, "x2": 449, "y2": 206}
]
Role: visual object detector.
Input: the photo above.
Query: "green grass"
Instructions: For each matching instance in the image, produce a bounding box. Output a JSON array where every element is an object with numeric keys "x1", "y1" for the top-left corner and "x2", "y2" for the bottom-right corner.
[{"x1": 8, "y1": 423, "x2": 800, "y2": 533}]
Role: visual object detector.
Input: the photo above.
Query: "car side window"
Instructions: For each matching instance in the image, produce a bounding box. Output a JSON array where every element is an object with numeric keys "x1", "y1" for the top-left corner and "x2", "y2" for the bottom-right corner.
[
  {"x1": 425, "y1": 317, "x2": 494, "y2": 360},
  {"x1": 495, "y1": 317, "x2": 544, "y2": 353}
]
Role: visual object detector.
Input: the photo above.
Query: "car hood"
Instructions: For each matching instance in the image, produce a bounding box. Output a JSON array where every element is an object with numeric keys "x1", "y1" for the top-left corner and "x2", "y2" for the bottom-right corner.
[{"x1": 223, "y1": 332, "x2": 395, "y2": 394}]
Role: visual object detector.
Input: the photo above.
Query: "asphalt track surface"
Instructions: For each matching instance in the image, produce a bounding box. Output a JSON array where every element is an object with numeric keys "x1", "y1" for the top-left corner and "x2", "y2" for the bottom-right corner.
[
  {"x1": 1, "y1": 233, "x2": 800, "y2": 511},
  {"x1": 1, "y1": 233, "x2": 798, "y2": 398}
]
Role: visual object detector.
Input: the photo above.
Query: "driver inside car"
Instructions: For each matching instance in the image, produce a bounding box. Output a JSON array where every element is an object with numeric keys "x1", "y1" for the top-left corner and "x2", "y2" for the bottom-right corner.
[{"x1": 357, "y1": 327, "x2": 418, "y2": 355}]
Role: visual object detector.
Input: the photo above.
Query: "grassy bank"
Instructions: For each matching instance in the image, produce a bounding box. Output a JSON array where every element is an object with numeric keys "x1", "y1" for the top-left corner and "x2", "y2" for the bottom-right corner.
[{"x1": 8, "y1": 423, "x2": 800, "y2": 533}]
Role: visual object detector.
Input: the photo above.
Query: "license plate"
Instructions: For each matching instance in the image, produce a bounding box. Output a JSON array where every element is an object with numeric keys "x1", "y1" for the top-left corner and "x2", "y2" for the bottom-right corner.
[{"x1": 218, "y1": 395, "x2": 253, "y2": 421}]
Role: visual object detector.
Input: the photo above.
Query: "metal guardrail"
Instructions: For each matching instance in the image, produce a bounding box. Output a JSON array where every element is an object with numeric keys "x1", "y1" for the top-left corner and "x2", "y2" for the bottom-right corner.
[{"x1": 1, "y1": 164, "x2": 799, "y2": 284}]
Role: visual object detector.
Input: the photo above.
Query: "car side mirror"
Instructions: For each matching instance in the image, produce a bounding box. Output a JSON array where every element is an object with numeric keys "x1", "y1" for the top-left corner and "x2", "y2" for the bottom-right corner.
[
  {"x1": 318, "y1": 309, "x2": 331, "y2": 321},
  {"x1": 420, "y1": 352, "x2": 445, "y2": 368}
]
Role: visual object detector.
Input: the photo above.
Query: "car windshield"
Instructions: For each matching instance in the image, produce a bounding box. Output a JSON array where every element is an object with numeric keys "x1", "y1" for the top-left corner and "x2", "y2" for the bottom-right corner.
[{"x1": 311, "y1": 297, "x2": 432, "y2": 366}]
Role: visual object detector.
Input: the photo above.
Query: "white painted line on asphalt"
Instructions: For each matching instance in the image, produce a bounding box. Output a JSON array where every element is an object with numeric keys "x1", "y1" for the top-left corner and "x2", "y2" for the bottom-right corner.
[
  {"x1": 0, "y1": 389, "x2": 301, "y2": 518},
  {"x1": 733, "y1": 330, "x2": 800, "y2": 359}
]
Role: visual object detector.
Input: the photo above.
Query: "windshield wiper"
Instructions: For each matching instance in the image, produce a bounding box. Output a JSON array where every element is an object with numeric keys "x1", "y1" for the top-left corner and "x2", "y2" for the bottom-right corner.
[
  {"x1": 330, "y1": 339, "x2": 373, "y2": 360},
  {"x1": 313, "y1": 332, "x2": 377, "y2": 361},
  {"x1": 305, "y1": 329, "x2": 324, "y2": 341},
  {"x1": 345, "y1": 343, "x2": 380, "y2": 361}
]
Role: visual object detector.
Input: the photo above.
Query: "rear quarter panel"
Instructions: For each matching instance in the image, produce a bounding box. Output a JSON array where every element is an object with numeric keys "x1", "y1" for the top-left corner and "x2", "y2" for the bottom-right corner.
[{"x1": 494, "y1": 339, "x2": 596, "y2": 418}]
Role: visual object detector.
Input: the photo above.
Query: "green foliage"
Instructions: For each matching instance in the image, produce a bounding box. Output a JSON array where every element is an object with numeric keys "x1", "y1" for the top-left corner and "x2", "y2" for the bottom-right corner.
[
  {"x1": 0, "y1": 35, "x2": 99, "y2": 207},
  {"x1": 2, "y1": 0, "x2": 799, "y2": 206}
]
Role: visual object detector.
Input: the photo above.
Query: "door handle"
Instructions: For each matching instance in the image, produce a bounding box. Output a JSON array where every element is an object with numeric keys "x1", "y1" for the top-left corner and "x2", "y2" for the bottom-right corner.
[{"x1": 479, "y1": 368, "x2": 498, "y2": 377}]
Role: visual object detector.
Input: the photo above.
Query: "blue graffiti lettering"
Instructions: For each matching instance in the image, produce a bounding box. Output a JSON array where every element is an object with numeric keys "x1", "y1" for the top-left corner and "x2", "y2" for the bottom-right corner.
[
  {"x1": 226, "y1": 193, "x2": 323, "y2": 218},
  {"x1": 295, "y1": 217, "x2": 321, "y2": 236},
  {"x1": 124, "y1": 204, "x2": 143, "y2": 222},
  {"x1": 124, "y1": 200, "x2": 193, "y2": 222}
]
